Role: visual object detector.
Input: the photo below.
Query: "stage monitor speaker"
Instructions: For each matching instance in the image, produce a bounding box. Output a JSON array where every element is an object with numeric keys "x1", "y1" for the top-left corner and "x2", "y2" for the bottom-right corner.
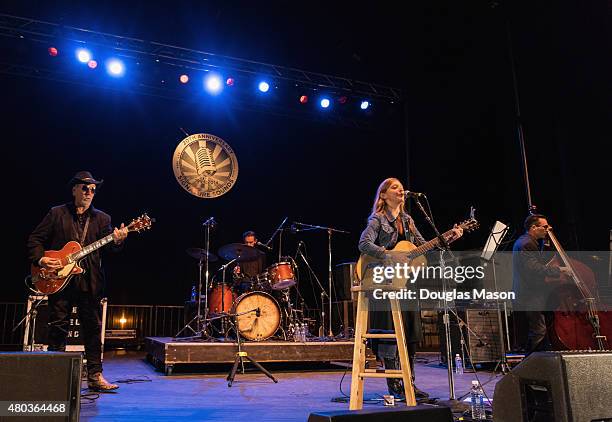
[
  {"x1": 308, "y1": 404, "x2": 453, "y2": 421},
  {"x1": 493, "y1": 351, "x2": 612, "y2": 422},
  {"x1": 0, "y1": 352, "x2": 82, "y2": 422}
]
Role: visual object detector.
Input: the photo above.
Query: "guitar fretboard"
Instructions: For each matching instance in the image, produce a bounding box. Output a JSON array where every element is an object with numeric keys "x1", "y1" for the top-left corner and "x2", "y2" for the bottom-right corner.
[
  {"x1": 71, "y1": 234, "x2": 115, "y2": 261},
  {"x1": 407, "y1": 229, "x2": 455, "y2": 258}
]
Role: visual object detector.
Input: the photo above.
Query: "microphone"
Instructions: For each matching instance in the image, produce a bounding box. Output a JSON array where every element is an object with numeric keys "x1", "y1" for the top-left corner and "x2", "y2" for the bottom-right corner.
[
  {"x1": 255, "y1": 307, "x2": 261, "y2": 317},
  {"x1": 256, "y1": 241, "x2": 272, "y2": 251},
  {"x1": 202, "y1": 216, "x2": 216, "y2": 226},
  {"x1": 403, "y1": 190, "x2": 425, "y2": 198}
]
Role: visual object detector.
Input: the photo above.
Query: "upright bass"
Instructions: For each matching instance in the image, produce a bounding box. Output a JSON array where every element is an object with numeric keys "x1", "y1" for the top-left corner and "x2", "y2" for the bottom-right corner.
[{"x1": 546, "y1": 229, "x2": 612, "y2": 350}]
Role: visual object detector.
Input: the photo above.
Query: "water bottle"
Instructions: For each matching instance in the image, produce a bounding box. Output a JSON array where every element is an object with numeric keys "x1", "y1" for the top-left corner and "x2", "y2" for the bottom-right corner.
[
  {"x1": 455, "y1": 354, "x2": 464, "y2": 374},
  {"x1": 470, "y1": 380, "x2": 486, "y2": 420},
  {"x1": 190, "y1": 285, "x2": 197, "y2": 301},
  {"x1": 301, "y1": 323, "x2": 308, "y2": 342}
]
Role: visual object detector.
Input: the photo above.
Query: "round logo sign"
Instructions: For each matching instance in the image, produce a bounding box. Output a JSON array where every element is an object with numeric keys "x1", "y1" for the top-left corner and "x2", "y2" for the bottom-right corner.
[{"x1": 172, "y1": 133, "x2": 238, "y2": 198}]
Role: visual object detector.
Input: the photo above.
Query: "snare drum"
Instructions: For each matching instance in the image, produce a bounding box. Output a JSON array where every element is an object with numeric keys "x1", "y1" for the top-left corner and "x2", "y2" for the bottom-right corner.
[
  {"x1": 266, "y1": 261, "x2": 296, "y2": 290},
  {"x1": 208, "y1": 284, "x2": 235, "y2": 314},
  {"x1": 233, "y1": 291, "x2": 281, "y2": 341}
]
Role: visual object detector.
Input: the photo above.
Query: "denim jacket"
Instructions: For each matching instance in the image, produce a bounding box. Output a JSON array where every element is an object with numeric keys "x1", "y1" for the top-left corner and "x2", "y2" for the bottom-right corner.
[{"x1": 358, "y1": 211, "x2": 426, "y2": 259}]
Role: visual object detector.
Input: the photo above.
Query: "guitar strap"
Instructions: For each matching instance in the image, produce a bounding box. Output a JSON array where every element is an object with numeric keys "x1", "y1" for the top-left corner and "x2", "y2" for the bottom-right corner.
[{"x1": 80, "y1": 216, "x2": 91, "y2": 245}]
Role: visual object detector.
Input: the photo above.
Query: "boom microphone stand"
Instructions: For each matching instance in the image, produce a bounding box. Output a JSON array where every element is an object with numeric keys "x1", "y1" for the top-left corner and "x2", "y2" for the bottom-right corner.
[{"x1": 291, "y1": 221, "x2": 349, "y2": 337}]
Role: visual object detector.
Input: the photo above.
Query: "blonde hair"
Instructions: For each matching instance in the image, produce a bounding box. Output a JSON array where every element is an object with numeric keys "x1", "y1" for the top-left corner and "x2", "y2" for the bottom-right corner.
[{"x1": 371, "y1": 178, "x2": 406, "y2": 215}]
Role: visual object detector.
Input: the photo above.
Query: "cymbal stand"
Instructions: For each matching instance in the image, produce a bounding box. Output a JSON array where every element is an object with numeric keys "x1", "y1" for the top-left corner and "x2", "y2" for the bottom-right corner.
[
  {"x1": 295, "y1": 243, "x2": 328, "y2": 337},
  {"x1": 226, "y1": 308, "x2": 278, "y2": 387},
  {"x1": 174, "y1": 218, "x2": 215, "y2": 340},
  {"x1": 292, "y1": 222, "x2": 349, "y2": 337}
]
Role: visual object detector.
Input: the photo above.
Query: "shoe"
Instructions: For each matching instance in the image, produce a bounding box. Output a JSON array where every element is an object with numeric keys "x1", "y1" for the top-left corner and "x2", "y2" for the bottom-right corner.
[
  {"x1": 87, "y1": 372, "x2": 119, "y2": 391},
  {"x1": 414, "y1": 385, "x2": 430, "y2": 399},
  {"x1": 386, "y1": 378, "x2": 405, "y2": 399}
]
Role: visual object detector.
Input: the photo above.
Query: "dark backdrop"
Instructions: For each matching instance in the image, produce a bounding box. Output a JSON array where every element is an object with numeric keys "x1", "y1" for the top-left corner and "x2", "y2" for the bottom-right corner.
[{"x1": 2, "y1": 0, "x2": 610, "y2": 306}]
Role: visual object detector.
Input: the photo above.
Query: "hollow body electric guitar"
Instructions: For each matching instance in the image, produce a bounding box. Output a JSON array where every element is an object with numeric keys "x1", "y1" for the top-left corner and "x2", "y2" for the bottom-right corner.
[
  {"x1": 30, "y1": 214, "x2": 153, "y2": 295},
  {"x1": 355, "y1": 218, "x2": 479, "y2": 289}
]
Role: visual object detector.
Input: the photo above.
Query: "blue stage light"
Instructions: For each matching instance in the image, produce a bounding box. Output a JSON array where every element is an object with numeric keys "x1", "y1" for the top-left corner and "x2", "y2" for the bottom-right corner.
[
  {"x1": 106, "y1": 59, "x2": 125, "y2": 77},
  {"x1": 76, "y1": 48, "x2": 92, "y2": 63},
  {"x1": 205, "y1": 73, "x2": 223, "y2": 94},
  {"x1": 360, "y1": 100, "x2": 370, "y2": 110},
  {"x1": 320, "y1": 98, "x2": 331, "y2": 108},
  {"x1": 258, "y1": 81, "x2": 270, "y2": 93}
]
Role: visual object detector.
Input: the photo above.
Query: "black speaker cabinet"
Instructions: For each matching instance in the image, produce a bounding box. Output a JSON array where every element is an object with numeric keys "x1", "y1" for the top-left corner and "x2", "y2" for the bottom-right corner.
[
  {"x1": 493, "y1": 351, "x2": 612, "y2": 422},
  {"x1": 0, "y1": 352, "x2": 81, "y2": 422},
  {"x1": 308, "y1": 404, "x2": 453, "y2": 421},
  {"x1": 334, "y1": 262, "x2": 357, "y2": 301}
]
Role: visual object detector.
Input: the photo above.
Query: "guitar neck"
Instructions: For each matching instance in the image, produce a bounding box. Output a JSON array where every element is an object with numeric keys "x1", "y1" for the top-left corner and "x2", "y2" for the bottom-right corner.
[
  {"x1": 409, "y1": 229, "x2": 455, "y2": 258},
  {"x1": 72, "y1": 234, "x2": 115, "y2": 261}
]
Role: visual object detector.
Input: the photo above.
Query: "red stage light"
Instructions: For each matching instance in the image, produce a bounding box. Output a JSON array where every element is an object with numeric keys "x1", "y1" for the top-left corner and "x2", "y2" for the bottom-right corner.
[
  {"x1": 226, "y1": 77, "x2": 234, "y2": 86},
  {"x1": 48, "y1": 47, "x2": 58, "y2": 57},
  {"x1": 338, "y1": 96, "x2": 348, "y2": 104},
  {"x1": 179, "y1": 74, "x2": 189, "y2": 84},
  {"x1": 299, "y1": 95, "x2": 308, "y2": 104},
  {"x1": 87, "y1": 60, "x2": 98, "y2": 69}
]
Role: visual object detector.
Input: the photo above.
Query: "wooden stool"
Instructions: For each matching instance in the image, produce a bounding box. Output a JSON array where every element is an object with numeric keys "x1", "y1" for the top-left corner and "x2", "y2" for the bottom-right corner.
[{"x1": 349, "y1": 288, "x2": 416, "y2": 410}]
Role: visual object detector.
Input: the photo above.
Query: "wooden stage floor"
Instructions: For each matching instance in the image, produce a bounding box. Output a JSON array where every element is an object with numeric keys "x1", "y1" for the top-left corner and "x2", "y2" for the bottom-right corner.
[{"x1": 79, "y1": 351, "x2": 501, "y2": 421}]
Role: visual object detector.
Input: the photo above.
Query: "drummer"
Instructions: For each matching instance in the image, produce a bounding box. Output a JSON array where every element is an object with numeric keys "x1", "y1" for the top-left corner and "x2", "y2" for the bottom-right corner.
[{"x1": 232, "y1": 231, "x2": 267, "y2": 294}]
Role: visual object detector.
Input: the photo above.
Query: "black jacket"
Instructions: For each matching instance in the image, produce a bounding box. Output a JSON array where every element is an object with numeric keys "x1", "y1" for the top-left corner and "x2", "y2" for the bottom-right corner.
[{"x1": 27, "y1": 202, "x2": 119, "y2": 297}]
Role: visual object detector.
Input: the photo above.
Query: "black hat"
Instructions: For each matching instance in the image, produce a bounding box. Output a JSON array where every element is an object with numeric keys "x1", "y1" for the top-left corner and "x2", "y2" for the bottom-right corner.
[{"x1": 69, "y1": 171, "x2": 104, "y2": 186}]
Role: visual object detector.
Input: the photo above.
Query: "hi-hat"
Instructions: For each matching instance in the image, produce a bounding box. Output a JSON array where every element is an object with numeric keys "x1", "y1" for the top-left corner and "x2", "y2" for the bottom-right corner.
[
  {"x1": 218, "y1": 243, "x2": 261, "y2": 262},
  {"x1": 186, "y1": 248, "x2": 219, "y2": 262}
]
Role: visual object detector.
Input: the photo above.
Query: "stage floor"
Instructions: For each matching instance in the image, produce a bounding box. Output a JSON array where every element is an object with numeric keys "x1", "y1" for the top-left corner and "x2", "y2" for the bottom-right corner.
[{"x1": 79, "y1": 351, "x2": 501, "y2": 421}]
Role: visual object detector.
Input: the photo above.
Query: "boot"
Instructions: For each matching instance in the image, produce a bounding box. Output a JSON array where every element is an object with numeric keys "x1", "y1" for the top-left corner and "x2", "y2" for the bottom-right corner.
[{"x1": 87, "y1": 372, "x2": 119, "y2": 391}]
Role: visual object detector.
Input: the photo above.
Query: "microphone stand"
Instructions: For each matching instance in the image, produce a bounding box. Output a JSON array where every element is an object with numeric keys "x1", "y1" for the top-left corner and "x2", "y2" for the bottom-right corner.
[
  {"x1": 411, "y1": 196, "x2": 469, "y2": 413},
  {"x1": 292, "y1": 221, "x2": 349, "y2": 338},
  {"x1": 263, "y1": 217, "x2": 288, "y2": 261},
  {"x1": 295, "y1": 244, "x2": 329, "y2": 338}
]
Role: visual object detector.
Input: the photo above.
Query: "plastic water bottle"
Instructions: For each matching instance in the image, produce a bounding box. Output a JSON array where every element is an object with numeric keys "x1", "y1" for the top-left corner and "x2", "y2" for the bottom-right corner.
[
  {"x1": 455, "y1": 354, "x2": 464, "y2": 374},
  {"x1": 301, "y1": 323, "x2": 308, "y2": 342},
  {"x1": 470, "y1": 380, "x2": 486, "y2": 420},
  {"x1": 190, "y1": 285, "x2": 197, "y2": 301}
]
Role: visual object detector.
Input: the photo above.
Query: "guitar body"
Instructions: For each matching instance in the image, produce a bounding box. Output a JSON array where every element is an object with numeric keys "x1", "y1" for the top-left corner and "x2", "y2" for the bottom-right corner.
[
  {"x1": 355, "y1": 240, "x2": 428, "y2": 289},
  {"x1": 31, "y1": 241, "x2": 84, "y2": 295}
]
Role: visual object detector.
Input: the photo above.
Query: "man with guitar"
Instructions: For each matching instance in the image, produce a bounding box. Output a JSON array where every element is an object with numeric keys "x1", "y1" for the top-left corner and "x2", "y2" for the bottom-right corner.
[
  {"x1": 358, "y1": 177, "x2": 463, "y2": 400},
  {"x1": 27, "y1": 171, "x2": 128, "y2": 391}
]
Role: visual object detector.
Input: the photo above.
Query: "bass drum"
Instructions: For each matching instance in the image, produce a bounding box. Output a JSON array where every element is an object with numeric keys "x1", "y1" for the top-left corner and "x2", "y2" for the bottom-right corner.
[{"x1": 233, "y1": 291, "x2": 281, "y2": 341}]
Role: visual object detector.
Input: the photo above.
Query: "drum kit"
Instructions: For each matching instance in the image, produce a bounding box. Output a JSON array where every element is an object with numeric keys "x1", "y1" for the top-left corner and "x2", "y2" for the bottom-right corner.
[{"x1": 181, "y1": 242, "x2": 303, "y2": 342}]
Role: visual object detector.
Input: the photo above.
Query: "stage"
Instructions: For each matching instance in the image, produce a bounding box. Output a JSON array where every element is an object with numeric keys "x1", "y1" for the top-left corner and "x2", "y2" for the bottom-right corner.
[
  {"x1": 145, "y1": 337, "x2": 359, "y2": 375},
  {"x1": 80, "y1": 350, "x2": 500, "y2": 421}
]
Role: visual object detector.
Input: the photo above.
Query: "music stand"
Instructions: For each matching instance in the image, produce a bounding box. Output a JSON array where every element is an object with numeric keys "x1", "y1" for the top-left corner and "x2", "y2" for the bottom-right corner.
[{"x1": 480, "y1": 220, "x2": 510, "y2": 373}]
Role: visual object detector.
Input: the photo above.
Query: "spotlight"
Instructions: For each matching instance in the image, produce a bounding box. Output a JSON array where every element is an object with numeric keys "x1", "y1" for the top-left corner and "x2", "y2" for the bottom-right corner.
[
  {"x1": 204, "y1": 73, "x2": 223, "y2": 94},
  {"x1": 76, "y1": 48, "x2": 92, "y2": 63},
  {"x1": 320, "y1": 98, "x2": 331, "y2": 108},
  {"x1": 48, "y1": 47, "x2": 58, "y2": 57},
  {"x1": 258, "y1": 81, "x2": 270, "y2": 93},
  {"x1": 179, "y1": 74, "x2": 189, "y2": 84},
  {"x1": 226, "y1": 77, "x2": 235, "y2": 86},
  {"x1": 106, "y1": 58, "x2": 125, "y2": 76},
  {"x1": 299, "y1": 95, "x2": 308, "y2": 104},
  {"x1": 87, "y1": 60, "x2": 98, "y2": 69},
  {"x1": 360, "y1": 100, "x2": 370, "y2": 110}
]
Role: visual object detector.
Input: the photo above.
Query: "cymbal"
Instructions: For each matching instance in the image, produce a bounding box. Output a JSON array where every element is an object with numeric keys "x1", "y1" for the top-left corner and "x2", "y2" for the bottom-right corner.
[
  {"x1": 218, "y1": 243, "x2": 261, "y2": 262},
  {"x1": 185, "y1": 248, "x2": 219, "y2": 262}
]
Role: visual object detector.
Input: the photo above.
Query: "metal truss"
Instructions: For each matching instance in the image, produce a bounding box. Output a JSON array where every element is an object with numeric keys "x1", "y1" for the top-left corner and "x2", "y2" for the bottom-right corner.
[{"x1": 0, "y1": 13, "x2": 402, "y2": 101}]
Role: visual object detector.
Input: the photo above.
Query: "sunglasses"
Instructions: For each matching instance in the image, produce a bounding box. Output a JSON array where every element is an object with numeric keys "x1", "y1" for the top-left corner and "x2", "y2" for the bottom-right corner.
[{"x1": 81, "y1": 185, "x2": 97, "y2": 194}]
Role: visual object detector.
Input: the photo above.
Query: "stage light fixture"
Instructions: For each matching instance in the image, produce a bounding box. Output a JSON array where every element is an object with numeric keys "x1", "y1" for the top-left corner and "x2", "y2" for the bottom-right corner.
[
  {"x1": 204, "y1": 73, "x2": 223, "y2": 94},
  {"x1": 320, "y1": 98, "x2": 331, "y2": 108},
  {"x1": 76, "y1": 48, "x2": 92, "y2": 63},
  {"x1": 48, "y1": 47, "x2": 58, "y2": 57},
  {"x1": 179, "y1": 74, "x2": 189, "y2": 84},
  {"x1": 226, "y1": 77, "x2": 235, "y2": 86},
  {"x1": 106, "y1": 58, "x2": 125, "y2": 76},
  {"x1": 299, "y1": 95, "x2": 308, "y2": 104},
  {"x1": 258, "y1": 81, "x2": 270, "y2": 93},
  {"x1": 87, "y1": 60, "x2": 98, "y2": 69},
  {"x1": 360, "y1": 100, "x2": 370, "y2": 110}
]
